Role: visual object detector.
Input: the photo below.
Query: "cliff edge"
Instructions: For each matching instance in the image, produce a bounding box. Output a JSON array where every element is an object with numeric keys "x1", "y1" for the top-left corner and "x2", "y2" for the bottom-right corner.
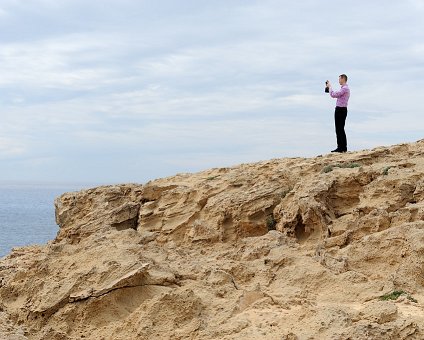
[{"x1": 1, "y1": 140, "x2": 424, "y2": 339}]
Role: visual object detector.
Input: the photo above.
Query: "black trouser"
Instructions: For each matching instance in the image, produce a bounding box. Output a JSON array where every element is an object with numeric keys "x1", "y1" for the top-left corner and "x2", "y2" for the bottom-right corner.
[{"x1": 334, "y1": 106, "x2": 347, "y2": 151}]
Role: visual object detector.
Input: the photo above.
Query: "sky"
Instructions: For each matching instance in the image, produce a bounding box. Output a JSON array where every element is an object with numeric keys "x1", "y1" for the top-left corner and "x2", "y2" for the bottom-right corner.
[{"x1": 0, "y1": 0, "x2": 423, "y2": 186}]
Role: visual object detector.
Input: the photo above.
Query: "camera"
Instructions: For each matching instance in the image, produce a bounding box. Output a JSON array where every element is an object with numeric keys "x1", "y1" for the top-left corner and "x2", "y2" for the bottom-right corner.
[{"x1": 325, "y1": 80, "x2": 329, "y2": 93}]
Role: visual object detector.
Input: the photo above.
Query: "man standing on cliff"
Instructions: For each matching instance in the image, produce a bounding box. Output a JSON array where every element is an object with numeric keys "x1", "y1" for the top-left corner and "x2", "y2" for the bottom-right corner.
[{"x1": 326, "y1": 74, "x2": 350, "y2": 153}]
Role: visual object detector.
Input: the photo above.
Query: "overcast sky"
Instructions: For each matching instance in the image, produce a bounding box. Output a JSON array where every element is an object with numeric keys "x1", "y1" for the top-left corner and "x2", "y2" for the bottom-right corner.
[{"x1": 1, "y1": 1, "x2": 423, "y2": 185}]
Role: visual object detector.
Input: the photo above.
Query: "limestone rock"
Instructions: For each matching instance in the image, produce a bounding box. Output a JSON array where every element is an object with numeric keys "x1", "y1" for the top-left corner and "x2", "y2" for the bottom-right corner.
[{"x1": 1, "y1": 139, "x2": 424, "y2": 339}]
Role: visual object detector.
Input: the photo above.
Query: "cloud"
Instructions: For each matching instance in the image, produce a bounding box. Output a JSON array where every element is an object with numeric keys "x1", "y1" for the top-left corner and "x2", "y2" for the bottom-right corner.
[
  {"x1": 408, "y1": 0, "x2": 424, "y2": 10},
  {"x1": 0, "y1": 1, "x2": 423, "y2": 183},
  {"x1": 0, "y1": 33, "x2": 126, "y2": 90},
  {"x1": 0, "y1": 137, "x2": 26, "y2": 159}
]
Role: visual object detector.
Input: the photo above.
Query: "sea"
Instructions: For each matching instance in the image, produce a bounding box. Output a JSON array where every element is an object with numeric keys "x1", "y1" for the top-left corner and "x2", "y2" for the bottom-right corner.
[{"x1": 0, "y1": 182, "x2": 94, "y2": 258}]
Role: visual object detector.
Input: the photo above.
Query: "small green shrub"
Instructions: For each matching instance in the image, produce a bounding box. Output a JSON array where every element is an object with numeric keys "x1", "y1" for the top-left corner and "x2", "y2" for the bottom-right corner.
[
  {"x1": 380, "y1": 290, "x2": 417, "y2": 303},
  {"x1": 408, "y1": 295, "x2": 418, "y2": 303},
  {"x1": 322, "y1": 165, "x2": 334, "y2": 173},
  {"x1": 382, "y1": 166, "x2": 394, "y2": 175},
  {"x1": 206, "y1": 175, "x2": 220, "y2": 181},
  {"x1": 343, "y1": 162, "x2": 361, "y2": 169},
  {"x1": 380, "y1": 290, "x2": 404, "y2": 301},
  {"x1": 322, "y1": 162, "x2": 360, "y2": 173}
]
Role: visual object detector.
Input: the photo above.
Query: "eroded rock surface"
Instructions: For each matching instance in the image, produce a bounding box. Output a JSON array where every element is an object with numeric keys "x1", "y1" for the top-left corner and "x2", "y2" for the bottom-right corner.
[{"x1": 1, "y1": 140, "x2": 424, "y2": 339}]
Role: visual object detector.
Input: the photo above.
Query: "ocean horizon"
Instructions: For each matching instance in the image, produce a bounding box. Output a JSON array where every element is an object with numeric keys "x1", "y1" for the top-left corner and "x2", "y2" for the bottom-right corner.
[{"x1": 0, "y1": 181, "x2": 99, "y2": 258}]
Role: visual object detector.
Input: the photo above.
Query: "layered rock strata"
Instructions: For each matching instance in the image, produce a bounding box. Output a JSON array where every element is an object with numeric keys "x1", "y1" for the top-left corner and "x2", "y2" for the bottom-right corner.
[{"x1": 1, "y1": 140, "x2": 424, "y2": 339}]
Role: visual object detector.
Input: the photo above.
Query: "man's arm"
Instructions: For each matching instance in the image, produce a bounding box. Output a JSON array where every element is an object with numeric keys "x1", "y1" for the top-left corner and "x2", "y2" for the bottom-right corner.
[{"x1": 330, "y1": 87, "x2": 348, "y2": 98}]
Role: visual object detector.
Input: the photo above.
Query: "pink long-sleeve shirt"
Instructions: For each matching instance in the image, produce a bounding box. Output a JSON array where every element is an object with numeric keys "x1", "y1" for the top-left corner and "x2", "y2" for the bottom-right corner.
[{"x1": 330, "y1": 84, "x2": 350, "y2": 107}]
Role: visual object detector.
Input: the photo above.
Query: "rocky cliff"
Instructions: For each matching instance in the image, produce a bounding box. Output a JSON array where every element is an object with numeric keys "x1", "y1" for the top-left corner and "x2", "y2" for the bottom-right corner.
[{"x1": 1, "y1": 140, "x2": 424, "y2": 339}]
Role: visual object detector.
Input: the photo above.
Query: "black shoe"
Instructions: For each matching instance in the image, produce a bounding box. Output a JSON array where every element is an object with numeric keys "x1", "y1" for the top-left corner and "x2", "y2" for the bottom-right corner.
[{"x1": 331, "y1": 148, "x2": 347, "y2": 153}]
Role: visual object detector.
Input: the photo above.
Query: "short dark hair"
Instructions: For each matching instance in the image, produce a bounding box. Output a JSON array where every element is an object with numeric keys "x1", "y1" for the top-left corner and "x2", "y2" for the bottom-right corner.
[{"x1": 339, "y1": 74, "x2": 348, "y2": 81}]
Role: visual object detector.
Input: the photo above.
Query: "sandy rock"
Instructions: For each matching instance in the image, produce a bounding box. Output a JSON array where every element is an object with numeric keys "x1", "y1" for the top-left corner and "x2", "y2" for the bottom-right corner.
[
  {"x1": 359, "y1": 300, "x2": 398, "y2": 324},
  {"x1": 1, "y1": 139, "x2": 424, "y2": 339}
]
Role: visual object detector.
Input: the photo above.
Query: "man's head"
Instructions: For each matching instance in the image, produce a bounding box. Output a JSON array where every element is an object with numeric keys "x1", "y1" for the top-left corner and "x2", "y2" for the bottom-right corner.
[{"x1": 339, "y1": 74, "x2": 348, "y2": 85}]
